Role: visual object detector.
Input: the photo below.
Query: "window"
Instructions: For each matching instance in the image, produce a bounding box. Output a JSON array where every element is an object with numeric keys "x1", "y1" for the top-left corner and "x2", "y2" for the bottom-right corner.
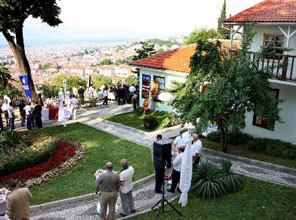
[
  {"x1": 252, "y1": 88, "x2": 279, "y2": 130},
  {"x1": 153, "y1": 76, "x2": 165, "y2": 101},
  {"x1": 264, "y1": 34, "x2": 285, "y2": 58},
  {"x1": 142, "y1": 74, "x2": 151, "y2": 99}
]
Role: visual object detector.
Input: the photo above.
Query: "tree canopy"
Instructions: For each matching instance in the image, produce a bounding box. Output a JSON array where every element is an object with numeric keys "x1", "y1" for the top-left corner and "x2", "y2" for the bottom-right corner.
[
  {"x1": 217, "y1": 0, "x2": 230, "y2": 39},
  {"x1": 125, "y1": 75, "x2": 138, "y2": 86},
  {"x1": 92, "y1": 75, "x2": 112, "y2": 90},
  {"x1": 170, "y1": 27, "x2": 281, "y2": 152},
  {"x1": 133, "y1": 42, "x2": 156, "y2": 61},
  {"x1": 0, "y1": 0, "x2": 62, "y2": 101},
  {"x1": 0, "y1": 65, "x2": 22, "y2": 100},
  {"x1": 184, "y1": 28, "x2": 222, "y2": 45}
]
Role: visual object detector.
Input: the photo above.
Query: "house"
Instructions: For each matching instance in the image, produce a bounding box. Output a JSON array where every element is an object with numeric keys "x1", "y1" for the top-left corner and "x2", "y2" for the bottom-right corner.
[
  {"x1": 130, "y1": 40, "x2": 240, "y2": 112},
  {"x1": 224, "y1": 0, "x2": 296, "y2": 144}
]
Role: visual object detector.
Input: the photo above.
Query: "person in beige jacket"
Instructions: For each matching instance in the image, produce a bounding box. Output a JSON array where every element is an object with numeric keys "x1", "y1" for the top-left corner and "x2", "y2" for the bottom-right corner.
[{"x1": 6, "y1": 179, "x2": 32, "y2": 220}]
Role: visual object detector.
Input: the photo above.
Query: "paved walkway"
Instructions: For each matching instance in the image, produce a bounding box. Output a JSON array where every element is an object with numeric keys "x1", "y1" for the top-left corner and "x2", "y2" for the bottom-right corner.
[{"x1": 26, "y1": 104, "x2": 296, "y2": 219}]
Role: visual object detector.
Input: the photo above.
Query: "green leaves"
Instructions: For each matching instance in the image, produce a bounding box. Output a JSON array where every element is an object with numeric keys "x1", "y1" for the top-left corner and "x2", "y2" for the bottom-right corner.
[{"x1": 191, "y1": 160, "x2": 243, "y2": 199}]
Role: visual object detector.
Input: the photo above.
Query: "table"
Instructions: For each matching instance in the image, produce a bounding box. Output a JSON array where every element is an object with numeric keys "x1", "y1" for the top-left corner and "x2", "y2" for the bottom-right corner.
[
  {"x1": 42, "y1": 108, "x2": 49, "y2": 121},
  {"x1": 48, "y1": 107, "x2": 59, "y2": 120}
]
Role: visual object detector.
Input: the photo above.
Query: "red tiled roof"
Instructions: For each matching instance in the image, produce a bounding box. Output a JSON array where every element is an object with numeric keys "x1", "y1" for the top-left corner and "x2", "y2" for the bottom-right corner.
[
  {"x1": 130, "y1": 40, "x2": 240, "y2": 73},
  {"x1": 224, "y1": 0, "x2": 296, "y2": 23}
]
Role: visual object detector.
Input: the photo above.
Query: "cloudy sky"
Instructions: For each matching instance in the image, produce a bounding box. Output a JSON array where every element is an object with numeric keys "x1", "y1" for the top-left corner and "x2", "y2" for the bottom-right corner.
[{"x1": 2, "y1": 0, "x2": 263, "y2": 44}]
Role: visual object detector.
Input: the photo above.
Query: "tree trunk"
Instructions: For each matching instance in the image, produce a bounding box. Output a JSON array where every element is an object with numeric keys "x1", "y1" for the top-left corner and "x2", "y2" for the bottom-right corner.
[
  {"x1": 221, "y1": 127, "x2": 228, "y2": 153},
  {"x1": 3, "y1": 27, "x2": 38, "y2": 102}
]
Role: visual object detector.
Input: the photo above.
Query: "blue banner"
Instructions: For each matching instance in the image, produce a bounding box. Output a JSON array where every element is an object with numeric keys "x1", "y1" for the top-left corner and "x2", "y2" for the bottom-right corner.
[{"x1": 19, "y1": 75, "x2": 32, "y2": 99}]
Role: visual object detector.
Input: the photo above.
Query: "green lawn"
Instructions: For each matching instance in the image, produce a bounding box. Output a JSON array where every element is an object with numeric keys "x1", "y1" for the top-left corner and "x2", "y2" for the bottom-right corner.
[
  {"x1": 104, "y1": 111, "x2": 171, "y2": 132},
  {"x1": 130, "y1": 176, "x2": 296, "y2": 220},
  {"x1": 28, "y1": 123, "x2": 154, "y2": 205},
  {"x1": 202, "y1": 138, "x2": 296, "y2": 169}
]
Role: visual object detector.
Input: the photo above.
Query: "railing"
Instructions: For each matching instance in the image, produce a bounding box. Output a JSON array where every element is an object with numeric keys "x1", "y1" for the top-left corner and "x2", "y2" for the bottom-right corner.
[{"x1": 231, "y1": 50, "x2": 296, "y2": 82}]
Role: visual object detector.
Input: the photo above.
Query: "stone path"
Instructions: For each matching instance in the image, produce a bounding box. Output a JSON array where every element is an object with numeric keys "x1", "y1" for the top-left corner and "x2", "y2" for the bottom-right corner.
[{"x1": 25, "y1": 104, "x2": 296, "y2": 219}]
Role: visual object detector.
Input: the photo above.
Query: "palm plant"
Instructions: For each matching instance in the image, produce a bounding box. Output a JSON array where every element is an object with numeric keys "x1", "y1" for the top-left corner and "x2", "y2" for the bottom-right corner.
[
  {"x1": 220, "y1": 160, "x2": 243, "y2": 194},
  {"x1": 191, "y1": 162, "x2": 226, "y2": 198}
]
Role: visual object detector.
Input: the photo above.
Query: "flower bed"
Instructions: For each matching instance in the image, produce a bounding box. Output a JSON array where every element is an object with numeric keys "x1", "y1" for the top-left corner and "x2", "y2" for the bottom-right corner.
[{"x1": 0, "y1": 140, "x2": 85, "y2": 187}]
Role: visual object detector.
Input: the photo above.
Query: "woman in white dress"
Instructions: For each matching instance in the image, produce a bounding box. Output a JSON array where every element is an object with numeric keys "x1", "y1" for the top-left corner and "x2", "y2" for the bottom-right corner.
[{"x1": 58, "y1": 89, "x2": 65, "y2": 123}]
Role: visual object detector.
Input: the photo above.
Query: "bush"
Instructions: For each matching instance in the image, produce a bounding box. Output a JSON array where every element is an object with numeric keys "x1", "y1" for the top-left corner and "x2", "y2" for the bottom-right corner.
[
  {"x1": 227, "y1": 132, "x2": 251, "y2": 145},
  {"x1": 191, "y1": 162, "x2": 226, "y2": 199},
  {"x1": 206, "y1": 132, "x2": 221, "y2": 142},
  {"x1": 0, "y1": 136, "x2": 58, "y2": 176},
  {"x1": 0, "y1": 131, "x2": 24, "y2": 154},
  {"x1": 143, "y1": 115, "x2": 159, "y2": 130},
  {"x1": 220, "y1": 160, "x2": 243, "y2": 194}
]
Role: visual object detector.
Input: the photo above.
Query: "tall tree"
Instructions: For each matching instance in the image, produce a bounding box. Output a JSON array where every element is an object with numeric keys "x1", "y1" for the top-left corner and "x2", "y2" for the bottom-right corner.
[
  {"x1": 185, "y1": 28, "x2": 222, "y2": 45},
  {"x1": 0, "y1": 0, "x2": 62, "y2": 101},
  {"x1": 132, "y1": 41, "x2": 156, "y2": 61},
  {"x1": 217, "y1": 0, "x2": 230, "y2": 39},
  {"x1": 170, "y1": 27, "x2": 281, "y2": 153},
  {"x1": 0, "y1": 64, "x2": 22, "y2": 99}
]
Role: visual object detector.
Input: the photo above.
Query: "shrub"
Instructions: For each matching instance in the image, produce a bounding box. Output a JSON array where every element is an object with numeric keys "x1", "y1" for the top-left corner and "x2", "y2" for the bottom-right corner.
[
  {"x1": 87, "y1": 98, "x2": 97, "y2": 108},
  {"x1": 246, "y1": 138, "x2": 269, "y2": 152},
  {"x1": 0, "y1": 136, "x2": 58, "y2": 176},
  {"x1": 206, "y1": 132, "x2": 221, "y2": 142},
  {"x1": 220, "y1": 160, "x2": 243, "y2": 194},
  {"x1": 143, "y1": 115, "x2": 159, "y2": 130},
  {"x1": 191, "y1": 162, "x2": 226, "y2": 198},
  {"x1": 227, "y1": 132, "x2": 251, "y2": 145},
  {"x1": 0, "y1": 131, "x2": 23, "y2": 154}
]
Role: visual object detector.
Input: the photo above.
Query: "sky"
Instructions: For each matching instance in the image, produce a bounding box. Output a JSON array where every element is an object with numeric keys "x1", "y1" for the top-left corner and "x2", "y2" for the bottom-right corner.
[{"x1": 1, "y1": 0, "x2": 263, "y2": 45}]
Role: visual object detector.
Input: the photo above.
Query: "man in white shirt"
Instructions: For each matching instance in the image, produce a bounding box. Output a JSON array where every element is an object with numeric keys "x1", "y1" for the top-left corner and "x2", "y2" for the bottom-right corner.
[
  {"x1": 172, "y1": 130, "x2": 186, "y2": 153},
  {"x1": 70, "y1": 96, "x2": 79, "y2": 120},
  {"x1": 129, "y1": 84, "x2": 136, "y2": 94},
  {"x1": 7, "y1": 103, "x2": 14, "y2": 131},
  {"x1": 1, "y1": 99, "x2": 9, "y2": 127},
  {"x1": 191, "y1": 134, "x2": 203, "y2": 165},
  {"x1": 103, "y1": 89, "x2": 108, "y2": 106},
  {"x1": 24, "y1": 102, "x2": 32, "y2": 130},
  {"x1": 119, "y1": 159, "x2": 135, "y2": 217},
  {"x1": 167, "y1": 146, "x2": 185, "y2": 193}
]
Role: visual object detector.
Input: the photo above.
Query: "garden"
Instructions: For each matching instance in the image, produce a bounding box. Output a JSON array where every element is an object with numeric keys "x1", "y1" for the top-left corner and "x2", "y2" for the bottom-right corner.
[{"x1": 104, "y1": 108, "x2": 180, "y2": 131}]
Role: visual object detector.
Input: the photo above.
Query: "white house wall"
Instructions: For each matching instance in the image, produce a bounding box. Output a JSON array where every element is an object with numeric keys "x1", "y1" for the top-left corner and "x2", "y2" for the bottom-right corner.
[
  {"x1": 242, "y1": 82, "x2": 296, "y2": 144},
  {"x1": 139, "y1": 68, "x2": 187, "y2": 112},
  {"x1": 250, "y1": 25, "x2": 296, "y2": 54}
]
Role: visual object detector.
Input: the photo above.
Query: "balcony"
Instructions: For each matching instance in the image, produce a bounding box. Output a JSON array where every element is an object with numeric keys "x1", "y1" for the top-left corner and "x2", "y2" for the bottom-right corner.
[{"x1": 231, "y1": 51, "x2": 296, "y2": 82}]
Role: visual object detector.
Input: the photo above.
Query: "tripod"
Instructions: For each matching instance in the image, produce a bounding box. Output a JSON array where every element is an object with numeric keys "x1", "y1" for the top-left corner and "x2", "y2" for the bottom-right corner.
[{"x1": 151, "y1": 181, "x2": 183, "y2": 219}]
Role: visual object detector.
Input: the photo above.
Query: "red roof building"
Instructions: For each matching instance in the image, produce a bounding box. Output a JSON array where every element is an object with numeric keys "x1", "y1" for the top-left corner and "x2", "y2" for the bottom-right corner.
[{"x1": 224, "y1": 0, "x2": 296, "y2": 24}]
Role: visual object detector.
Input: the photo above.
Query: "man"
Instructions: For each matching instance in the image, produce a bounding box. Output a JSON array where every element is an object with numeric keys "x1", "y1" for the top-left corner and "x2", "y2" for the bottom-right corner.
[
  {"x1": 132, "y1": 93, "x2": 138, "y2": 111},
  {"x1": 30, "y1": 102, "x2": 36, "y2": 127},
  {"x1": 129, "y1": 84, "x2": 136, "y2": 95},
  {"x1": 7, "y1": 103, "x2": 14, "y2": 131},
  {"x1": 167, "y1": 146, "x2": 185, "y2": 193},
  {"x1": 18, "y1": 100, "x2": 26, "y2": 127},
  {"x1": 33, "y1": 102, "x2": 42, "y2": 129},
  {"x1": 103, "y1": 89, "x2": 108, "y2": 106},
  {"x1": 78, "y1": 86, "x2": 84, "y2": 104},
  {"x1": 6, "y1": 179, "x2": 32, "y2": 220},
  {"x1": 119, "y1": 159, "x2": 135, "y2": 217},
  {"x1": 191, "y1": 134, "x2": 203, "y2": 165},
  {"x1": 70, "y1": 95, "x2": 79, "y2": 120},
  {"x1": 24, "y1": 102, "x2": 32, "y2": 130},
  {"x1": 96, "y1": 162, "x2": 120, "y2": 220},
  {"x1": 1, "y1": 99, "x2": 9, "y2": 127},
  {"x1": 172, "y1": 130, "x2": 186, "y2": 153},
  {"x1": 156, "y1": 134, "x2": 162, "y2": 141},
  {"x1": 0, "y1": 108, "x2": 4, "y2": 131}
]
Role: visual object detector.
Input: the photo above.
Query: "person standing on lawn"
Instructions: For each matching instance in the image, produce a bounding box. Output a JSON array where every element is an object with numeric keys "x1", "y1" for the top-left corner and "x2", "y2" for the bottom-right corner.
[
  {"x1": 70, "y1": 95, "x2": 79, "y2": 120},
  {"x1": 119, "y1": 159, "x2": 135, "y2": 217},
  {"x1": 6, "y1": 179, "x2": 32, "y2": 220},
  {"x1": 0, "y1": 108, "x2": 4, "y2": 131},
  {"x1": 96, "y1": 162, "x2": 120, "y2": 220}
]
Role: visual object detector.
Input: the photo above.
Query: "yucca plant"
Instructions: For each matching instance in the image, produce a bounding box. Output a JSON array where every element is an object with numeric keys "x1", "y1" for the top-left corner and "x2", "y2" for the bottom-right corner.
[
  {"x1": 220, "y1": 160, "x2": 243, "y2": 194},
  {"x1": 191, "y1": 162, "x2": 226, "y2": 199}
]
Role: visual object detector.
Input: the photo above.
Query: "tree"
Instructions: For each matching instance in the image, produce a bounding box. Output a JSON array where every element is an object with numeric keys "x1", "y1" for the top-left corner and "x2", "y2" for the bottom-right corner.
[
  {"x1": 125, "y1": 75, "x2": 138, "y2": 86},
  {"x1": 99, "y1": 59, "x2": 112, "y2": 65},
  {"x1": 184, "y1": 28, "x2": 222, "y2": 45},
  {"x1": 132, "y1": 42, "x2": 156, "y2": 61},
  {"x1": 92, "y1": 75, "x2": 112, "y2": 89},
  {"x1": 0, "y1": 0, "x2": 62, "y2": 101},
  {"x1": 55, "y1": 74, "x2": 86, "y2": 93},
  {"x1": 0, "y1": 65, "x2": 22, "y2": 99},
  {"x1": 170, "y1": 27, "x2": 281, "y2": 153},
  {"x1": 217, "y1": 0, "x2": 230, "y2": 39}
]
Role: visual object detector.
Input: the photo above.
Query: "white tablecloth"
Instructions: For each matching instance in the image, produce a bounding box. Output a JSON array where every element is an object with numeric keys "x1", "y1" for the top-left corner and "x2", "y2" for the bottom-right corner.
[{"x1": 42, "y1": 109, "x2": 49, "y2": 121}]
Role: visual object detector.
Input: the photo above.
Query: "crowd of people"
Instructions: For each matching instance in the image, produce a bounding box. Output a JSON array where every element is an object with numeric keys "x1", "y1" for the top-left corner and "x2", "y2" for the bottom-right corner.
[{"x1": 154, "y1": 131, "x2": 203, "y2": 194}]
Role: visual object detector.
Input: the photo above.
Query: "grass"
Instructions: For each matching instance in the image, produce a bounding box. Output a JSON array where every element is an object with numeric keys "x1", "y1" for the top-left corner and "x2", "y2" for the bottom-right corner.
[
  {"x1": 27, "y1": 123, "x2": 154, "y2": 205},
  {"x1": 130, "y1": 176, "x2": 296, "y2": 220},
  {"x1": 202, "y1": 138, "x2": 296, "y2": 169},
  {"x1": 104, "y1": 111, "x2": 173, "y2": 132}
]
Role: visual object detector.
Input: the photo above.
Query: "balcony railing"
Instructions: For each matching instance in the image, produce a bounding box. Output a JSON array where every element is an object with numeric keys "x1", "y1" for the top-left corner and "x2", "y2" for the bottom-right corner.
[{"x1": 231, "y1": 51, "x2": 296, "y2": 82}]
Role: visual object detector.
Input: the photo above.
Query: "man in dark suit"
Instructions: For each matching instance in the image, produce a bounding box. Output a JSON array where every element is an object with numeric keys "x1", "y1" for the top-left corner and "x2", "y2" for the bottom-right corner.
[{"x1": 33, "y1": 102, "x2": 42, "y2": 128}]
